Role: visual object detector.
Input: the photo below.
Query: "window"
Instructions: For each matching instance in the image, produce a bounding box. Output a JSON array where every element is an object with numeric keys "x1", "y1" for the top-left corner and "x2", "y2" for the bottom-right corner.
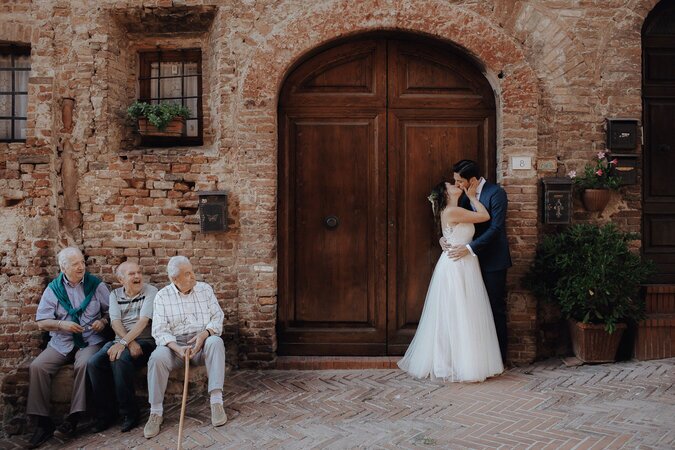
[
  {"x1": 138, "y1": 49, "x2": 203, "y2": 146},
  {"x1": 0, "y1": 45, "x2": 30, "y2": 142}
]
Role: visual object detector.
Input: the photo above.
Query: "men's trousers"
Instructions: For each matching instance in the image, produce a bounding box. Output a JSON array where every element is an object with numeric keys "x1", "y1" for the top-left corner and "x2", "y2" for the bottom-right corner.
[
  {"x1": 27, "y1": 344, "x2": 101, "y2": 417},
  {"x1": 147, "y1": 335, "x2": 225, "y2": 406},
  {"x1": 87, "y1": 339, "x2": 156, "y2": 418},
  {"x1": 482, "y1": 268, "x2": 508, "y2": 362}
]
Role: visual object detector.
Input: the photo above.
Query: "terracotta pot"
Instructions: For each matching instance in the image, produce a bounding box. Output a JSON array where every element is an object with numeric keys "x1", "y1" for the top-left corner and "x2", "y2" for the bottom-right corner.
[
  {"x1": 137, "y1": 117, "x2": 185, "y2": 137},
  {"x1": 582, "y1": 188, "x2": 611, "y2": 212},
  {"x1": 568, "y1": 320, "x2": 627, "y2": 363}
]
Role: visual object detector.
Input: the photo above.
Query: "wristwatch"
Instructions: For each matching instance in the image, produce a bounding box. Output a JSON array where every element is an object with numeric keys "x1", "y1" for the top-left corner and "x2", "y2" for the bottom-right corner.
[{"x1": 119, "y1": 338, "x2": 128, "y2": 347}]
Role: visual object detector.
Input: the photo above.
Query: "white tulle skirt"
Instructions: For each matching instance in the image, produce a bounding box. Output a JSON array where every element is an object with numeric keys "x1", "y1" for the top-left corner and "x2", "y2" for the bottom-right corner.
[{"x1": 397, "y1": 253, "x2": 504, "y2": 382}]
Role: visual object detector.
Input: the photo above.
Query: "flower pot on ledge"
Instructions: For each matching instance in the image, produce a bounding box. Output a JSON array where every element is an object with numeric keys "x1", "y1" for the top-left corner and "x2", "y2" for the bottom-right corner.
[
  {"x1": 568, "y1": 320, "x2": 627, "y2": 363},
  {"x1": 582, "y1": 188, "x2": 611, "y2": 212},
  {"x1": 137, "y1": 117, "x2": 184, "y2": 137}
]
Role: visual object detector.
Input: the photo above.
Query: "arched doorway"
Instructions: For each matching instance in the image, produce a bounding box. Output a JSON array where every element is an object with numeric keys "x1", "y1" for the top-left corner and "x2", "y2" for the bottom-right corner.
[
  {"x1": 643, "y1": 1, "x2": 675, "y2": 284},
  {"x1": 278, "y1": 34, "x2": 496, "y2": 355}
]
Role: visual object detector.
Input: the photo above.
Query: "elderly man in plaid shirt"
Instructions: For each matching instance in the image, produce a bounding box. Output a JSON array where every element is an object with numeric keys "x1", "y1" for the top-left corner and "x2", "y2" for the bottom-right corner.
[{"x1": 143, "y1": 256, "x2": 227, "y2": 439}]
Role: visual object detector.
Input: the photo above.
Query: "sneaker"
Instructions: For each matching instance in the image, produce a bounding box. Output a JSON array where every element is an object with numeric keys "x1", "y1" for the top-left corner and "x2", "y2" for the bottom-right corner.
[
  {"x1": 53, "y1": 416, "x2": 77, "y2": 439},
  {"x1": 211, "y1": 403, "x2": 228, "y2": 427},
  {"x1": 120, "y1": 414, "x2": 139, "y2": 433},
  {"x1": 27, "y1": 422, "x2": 54, "y2": 449},
  {"x1": 143, "y1": 413, "x2": 163, "y2": 439}
]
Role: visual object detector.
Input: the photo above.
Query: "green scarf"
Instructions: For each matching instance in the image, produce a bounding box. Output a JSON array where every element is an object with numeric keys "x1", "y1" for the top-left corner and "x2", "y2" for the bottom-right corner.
[{"x1": 48, "y1": 272, "x2": 102, "y2": 349}]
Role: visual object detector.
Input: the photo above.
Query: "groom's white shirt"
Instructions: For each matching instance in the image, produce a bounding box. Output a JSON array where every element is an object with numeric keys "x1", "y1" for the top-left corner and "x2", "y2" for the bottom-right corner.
[{"x1": 466, "y1": 177, "x2": 487, "y2": 257}]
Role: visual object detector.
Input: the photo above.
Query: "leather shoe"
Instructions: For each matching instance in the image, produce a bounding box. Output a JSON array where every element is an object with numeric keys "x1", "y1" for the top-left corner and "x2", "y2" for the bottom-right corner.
[
  {"x1": 53, "y1": 416, "x2": 77, "y2": 439},
  {"x1": 27, "y1": 422, "x2": 54, "y2": 449},
  {"x1": 120, "y1": 415, "x2": 139, "y2": 433},
  {"x1": 91, "y1": 416, "x2": 113, "y2": 433}
]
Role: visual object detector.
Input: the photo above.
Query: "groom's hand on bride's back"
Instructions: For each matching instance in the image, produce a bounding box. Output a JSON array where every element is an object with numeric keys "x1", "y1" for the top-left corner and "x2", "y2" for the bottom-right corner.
[
  {"x1": 447, "y1": 245, "x2": 469, "y2": 260},
  {"x1": 440, "y1": 237, "x2": 468, "y2": 260},
  {"x1": 439, "y1": 237, "x2": 450, "y2": 251}
]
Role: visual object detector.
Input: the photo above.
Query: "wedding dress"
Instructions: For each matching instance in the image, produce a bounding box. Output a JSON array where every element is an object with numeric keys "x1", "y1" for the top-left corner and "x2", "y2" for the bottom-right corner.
[{"x1": 397, "y1": 222, "x2": 504, "y2": 382}]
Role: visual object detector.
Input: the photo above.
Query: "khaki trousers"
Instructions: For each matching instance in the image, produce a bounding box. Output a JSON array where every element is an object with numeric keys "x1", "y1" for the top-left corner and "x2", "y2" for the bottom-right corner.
[
  {"x1": 27, "y1": 344, "x2": 101, "y2": 417},
  {"x1": 147, "y1": 335, "x2": 225, "y2": 406}
]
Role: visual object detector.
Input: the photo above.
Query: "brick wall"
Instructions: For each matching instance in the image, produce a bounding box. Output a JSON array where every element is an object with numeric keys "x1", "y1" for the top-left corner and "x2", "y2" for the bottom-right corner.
[{"x1": 0, "y1": 0, "x2": 662, "y2": 434}]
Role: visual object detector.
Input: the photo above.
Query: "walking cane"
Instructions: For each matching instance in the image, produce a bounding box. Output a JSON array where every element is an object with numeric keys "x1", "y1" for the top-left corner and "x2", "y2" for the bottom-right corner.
[{"x1": 177, "y1": 350, "x2": 190, "y2": 450}]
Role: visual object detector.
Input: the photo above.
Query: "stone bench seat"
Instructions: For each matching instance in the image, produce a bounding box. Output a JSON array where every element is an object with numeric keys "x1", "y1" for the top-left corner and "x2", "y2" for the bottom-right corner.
[{"x1": 50, "y1": 363, "x2": 210, "y2": 417}]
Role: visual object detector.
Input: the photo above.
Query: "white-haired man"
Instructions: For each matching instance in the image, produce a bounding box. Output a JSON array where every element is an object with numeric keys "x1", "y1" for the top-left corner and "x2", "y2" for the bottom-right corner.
[
  {"x1": 87, "y1": 261, "x2": 157, "y2": 433},
  {"x1": 27, "y1": 247, "x2": 110, "y2": 449},
  {"x1": 144, "y1": 256, "x2": 226, "y2": 439}
]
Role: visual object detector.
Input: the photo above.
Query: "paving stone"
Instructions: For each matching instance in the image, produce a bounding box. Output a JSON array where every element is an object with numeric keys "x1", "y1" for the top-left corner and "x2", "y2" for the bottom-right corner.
[{"x1": 1, "y1": 358, "x2": 673, "y2": 449}]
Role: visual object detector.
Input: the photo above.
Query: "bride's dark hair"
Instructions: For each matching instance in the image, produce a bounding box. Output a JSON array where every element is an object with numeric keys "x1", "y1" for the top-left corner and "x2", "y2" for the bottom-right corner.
[{"x1": 428, "y1": 181, "x2": 448, "y2": 236}]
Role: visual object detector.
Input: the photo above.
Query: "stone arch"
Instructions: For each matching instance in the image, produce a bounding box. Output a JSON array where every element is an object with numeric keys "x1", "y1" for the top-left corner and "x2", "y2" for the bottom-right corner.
[
  {"x1": 505, "y1": 3, "x2": 594, "y2": 103},
  {"x1": 239, "y1": 0, "x2": 540, "y2": 168}
]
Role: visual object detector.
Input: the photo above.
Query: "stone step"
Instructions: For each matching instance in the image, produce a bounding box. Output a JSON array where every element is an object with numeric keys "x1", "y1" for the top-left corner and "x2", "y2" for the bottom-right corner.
[
  {"x1": 634, "y1": 313, "x2": 675, "y2": 361},
  {"x1": 275, "y1": 356, "x2": 401, "y2": 370}
]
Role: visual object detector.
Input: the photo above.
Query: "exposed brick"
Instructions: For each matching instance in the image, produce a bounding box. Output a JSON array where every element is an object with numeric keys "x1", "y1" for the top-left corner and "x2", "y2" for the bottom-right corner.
[{"x1": 0, "y1": 0, "x2": 664, "y2": 434}]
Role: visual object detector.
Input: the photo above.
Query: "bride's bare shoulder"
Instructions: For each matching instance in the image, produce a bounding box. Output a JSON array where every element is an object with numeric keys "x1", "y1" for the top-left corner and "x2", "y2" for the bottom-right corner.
[{"x1": 441, "y1": 207, "x2": 462, "y2": 226}]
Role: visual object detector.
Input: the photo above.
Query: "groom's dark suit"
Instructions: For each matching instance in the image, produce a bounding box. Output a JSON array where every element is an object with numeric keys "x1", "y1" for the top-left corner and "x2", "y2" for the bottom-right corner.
[{"x1": 461, "y1": 180, "x2": 512, "y2": 361}]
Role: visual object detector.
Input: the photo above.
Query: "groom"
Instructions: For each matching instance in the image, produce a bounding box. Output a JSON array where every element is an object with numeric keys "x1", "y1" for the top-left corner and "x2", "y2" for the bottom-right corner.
[{"x1": 441, "y1": 159, "x2": 511, "y2": 361}]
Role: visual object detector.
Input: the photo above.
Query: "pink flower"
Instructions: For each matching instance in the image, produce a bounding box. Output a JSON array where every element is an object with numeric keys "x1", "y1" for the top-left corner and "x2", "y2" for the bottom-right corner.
[
  {"x1": 597, "y1": 151, "x2": 606, "y2": 160},
  {"x1": 596, "y1": 169, "x2": 603, "y2": 176},
  {"x1": 568, "y1": 170, "x2": 577, "y2": 178},
  {"x1": 610, "y1": 158, "x2": 618, "y2": 165}
]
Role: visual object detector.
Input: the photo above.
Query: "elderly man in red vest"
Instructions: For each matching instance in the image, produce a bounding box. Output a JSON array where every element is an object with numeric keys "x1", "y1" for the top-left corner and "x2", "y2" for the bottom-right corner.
[{"x1": 26, "y1": 247, "x2": 110, "y2": 449}]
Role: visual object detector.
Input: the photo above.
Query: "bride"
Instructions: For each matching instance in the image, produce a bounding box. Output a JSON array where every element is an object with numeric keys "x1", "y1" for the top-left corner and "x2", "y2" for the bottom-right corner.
[{"x1": 397, "y1": 179, "x2": 504, "y2": 382}]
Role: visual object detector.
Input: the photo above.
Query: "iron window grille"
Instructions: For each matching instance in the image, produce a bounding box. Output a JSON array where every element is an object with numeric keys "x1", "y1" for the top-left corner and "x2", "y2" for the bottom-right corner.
[
  {"x1": 137, "y1": 49, "x2": 203, "y2": 147},
  {"x1": 0, "y1": 45, "x2": 30, "y2": 142}
]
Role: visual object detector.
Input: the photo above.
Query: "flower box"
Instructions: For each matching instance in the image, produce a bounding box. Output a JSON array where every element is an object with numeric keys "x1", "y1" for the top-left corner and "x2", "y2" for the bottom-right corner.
[{"x1": 137, "y1": 117, "x2": 185, "y2": 137}]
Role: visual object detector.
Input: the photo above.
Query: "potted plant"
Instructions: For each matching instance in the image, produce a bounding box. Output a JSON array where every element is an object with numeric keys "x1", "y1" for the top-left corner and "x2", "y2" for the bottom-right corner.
[
  {"x1": 524, "y1": 223, "x2": 654, "y2": 363},
  {"x1": 568, "y1": 152, "x2": 621, "y2": 212},
  {"x1": 126, "y1": 101, "x2": 191, "y2": 137}
]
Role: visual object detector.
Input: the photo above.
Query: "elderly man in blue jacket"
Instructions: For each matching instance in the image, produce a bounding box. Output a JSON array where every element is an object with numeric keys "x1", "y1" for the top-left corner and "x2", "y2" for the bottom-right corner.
[{"x1": 27, "y1": 247, "x2": 110, "y2": 448}]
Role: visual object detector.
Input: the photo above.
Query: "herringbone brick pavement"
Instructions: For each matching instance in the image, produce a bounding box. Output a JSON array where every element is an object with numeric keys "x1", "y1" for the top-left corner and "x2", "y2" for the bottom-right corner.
[{"x1": 2, "y1": 358, "x2": 673, "y2": 449}]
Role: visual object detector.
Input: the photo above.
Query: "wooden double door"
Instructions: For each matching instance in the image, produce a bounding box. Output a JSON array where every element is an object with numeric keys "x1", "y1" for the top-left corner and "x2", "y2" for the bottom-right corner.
[
  {"x1": 643, "y1": 2, "x2": 675, "y2": 284},
  {"x1": 278, "y1": 36, "x2": 496, "y2": 355}
]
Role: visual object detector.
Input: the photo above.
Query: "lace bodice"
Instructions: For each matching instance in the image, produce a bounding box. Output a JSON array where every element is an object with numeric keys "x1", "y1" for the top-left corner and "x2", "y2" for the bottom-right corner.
[{"x1": 442, "y1": 222, "x2": 475, "y2": 245}]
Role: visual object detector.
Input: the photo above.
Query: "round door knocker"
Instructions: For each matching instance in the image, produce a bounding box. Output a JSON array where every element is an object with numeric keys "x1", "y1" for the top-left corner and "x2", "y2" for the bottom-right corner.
[{"x1": 324, "y1": 215, "x2": 339, "y2": 229}]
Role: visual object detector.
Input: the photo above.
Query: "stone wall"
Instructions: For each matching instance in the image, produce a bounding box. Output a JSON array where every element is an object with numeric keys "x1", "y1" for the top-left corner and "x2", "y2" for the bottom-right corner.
[{"x1": 0, "y1": 0, "x2": 662, "y2": 433}]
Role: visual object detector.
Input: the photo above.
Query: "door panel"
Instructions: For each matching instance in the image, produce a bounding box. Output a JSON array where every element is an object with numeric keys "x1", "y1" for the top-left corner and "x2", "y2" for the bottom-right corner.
[
  {"x1": 645, "y1": 102, "x2": 675, "y2": 199},
  {"x1": 279, "y1": 39, "x2": 386, "y2": 109},
  {"x1": 278, "y1": 112, "x2": 387, "y2": 355},
  {"x1": 643, "y1": 101, "x2": 675, "y2": 283},
  {"x1": 388, "y1": 40, "x2": 495, "y2": 110},
  {"x1": 294, "y1": 118, "x2": 373, "y2": 323},
  {"x1": 386, "y1": 111, "x2": 486, "y2": 354}
]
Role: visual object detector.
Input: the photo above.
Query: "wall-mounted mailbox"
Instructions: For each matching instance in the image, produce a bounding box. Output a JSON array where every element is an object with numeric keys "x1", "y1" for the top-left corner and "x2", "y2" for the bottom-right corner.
[
  {"x1": 197, "y1": 191, "x2": 228, "y2": 232},
  {"x1": 606, "y1": 118, "x2": 639, "y2": 150},
  {"x1": 542, "y1": 177, "x2": 573, "y2": 225},
  {"x1": 611, "y1": 153, "x2": 639, "y2": 185}
]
